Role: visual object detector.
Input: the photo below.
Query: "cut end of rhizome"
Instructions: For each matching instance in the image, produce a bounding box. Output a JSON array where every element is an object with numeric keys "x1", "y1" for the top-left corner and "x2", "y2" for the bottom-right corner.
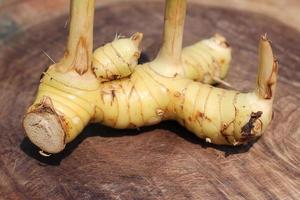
[
  {"x1": 23, "y1": 112, "x2": 66, "y2": 154},
  {"x1": 23, "y1": 97, "x2": 67, "y2": 154}
]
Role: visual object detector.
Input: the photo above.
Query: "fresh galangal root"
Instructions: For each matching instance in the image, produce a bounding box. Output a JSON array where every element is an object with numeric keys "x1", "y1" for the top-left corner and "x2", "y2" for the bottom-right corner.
[{"x1": 23, "y1": 0, "x2": 278, "y2": 154}]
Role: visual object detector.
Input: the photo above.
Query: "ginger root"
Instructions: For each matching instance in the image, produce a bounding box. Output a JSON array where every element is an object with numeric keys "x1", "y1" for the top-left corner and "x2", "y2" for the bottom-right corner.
[
  {"x1": 23, "y1": 0, "x2": 278, "y2": 153},
  {"x1": 92, "y1": 33, "x2": 232, "y2": 84}
]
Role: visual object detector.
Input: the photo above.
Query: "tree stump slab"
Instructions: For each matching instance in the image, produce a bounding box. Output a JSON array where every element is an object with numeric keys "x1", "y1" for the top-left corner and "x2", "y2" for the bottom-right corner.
[{"x1": 0, "y1": 2, "x2": 299, "y2": 200}]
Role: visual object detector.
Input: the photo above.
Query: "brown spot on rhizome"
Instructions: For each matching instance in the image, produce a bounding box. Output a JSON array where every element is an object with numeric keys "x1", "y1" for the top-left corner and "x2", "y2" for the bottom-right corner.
[{"x1": 239, "y1": 111, "x2": 263, "y2": 143}]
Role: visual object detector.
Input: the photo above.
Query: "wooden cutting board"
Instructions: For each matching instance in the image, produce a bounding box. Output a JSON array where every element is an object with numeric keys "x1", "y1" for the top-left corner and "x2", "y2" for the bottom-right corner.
[{"x1": 0, "y1": 1, "x2": 299, "y2": 200}]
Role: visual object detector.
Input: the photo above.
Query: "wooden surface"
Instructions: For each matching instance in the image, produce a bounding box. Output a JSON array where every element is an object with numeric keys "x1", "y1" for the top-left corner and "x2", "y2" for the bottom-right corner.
[
  {"x1": 1, "y1": 1, "x2": 300, "y2": 200},
  {"x1": 1, "y1": 0, "x2": 300, "y2": 35}
]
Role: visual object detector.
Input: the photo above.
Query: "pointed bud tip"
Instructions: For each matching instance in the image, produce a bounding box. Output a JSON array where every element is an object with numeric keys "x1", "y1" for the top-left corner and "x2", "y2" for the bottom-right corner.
[
  {"x1": 131, "y1": 32, "x2": 144, "y2": 46},
  {"x1": 260, "y1": 33, "x2": 272, "y2": 44},
  {"x1": 213, "y1": 33, "x2": 230, "y2": 48}
]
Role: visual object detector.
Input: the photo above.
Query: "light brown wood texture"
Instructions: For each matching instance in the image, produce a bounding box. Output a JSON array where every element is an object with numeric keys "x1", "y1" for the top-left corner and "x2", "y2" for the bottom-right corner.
[
  {"x1": 0, "y1": 1, "x2": 300, "y2": 200},
  {"x1": 1, "y1": 0, "x2": 300, "y2": 34}
]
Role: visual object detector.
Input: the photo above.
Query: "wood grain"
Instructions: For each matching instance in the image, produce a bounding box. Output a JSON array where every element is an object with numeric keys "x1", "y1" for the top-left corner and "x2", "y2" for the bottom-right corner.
[{"x1": 0, "y1": 2, "x2": 300, "y2": 200}]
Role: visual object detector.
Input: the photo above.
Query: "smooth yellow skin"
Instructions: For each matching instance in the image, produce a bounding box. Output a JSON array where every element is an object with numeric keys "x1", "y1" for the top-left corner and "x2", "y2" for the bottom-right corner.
[
  {"x1": 24, "y1": 0, "x2": 277, "y2": 153},
  {"x1": 92, "y1": 33, "x2": 143, "y2": 82},
  {"x1": 92, "y1": 34, "x2": 231, "y2": 84},
  {"x1": 28, "y1": 67, "x2": 100, "y2": 143},
  {"x1": 182, "y1": 34, "x2": 231, "y2": 83},
  {"x1": 29, "y1": 37, "x2": 275, "y2": 148}
]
